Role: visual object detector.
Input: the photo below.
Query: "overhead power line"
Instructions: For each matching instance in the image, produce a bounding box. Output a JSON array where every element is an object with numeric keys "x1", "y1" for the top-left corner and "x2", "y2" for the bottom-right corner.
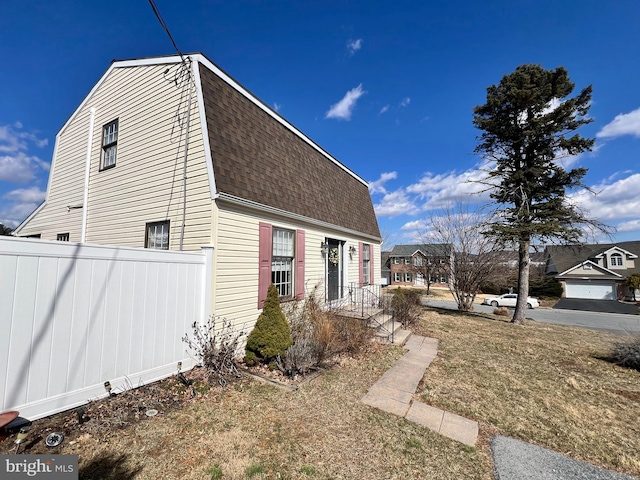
[{"x1": 147, "y1": 0, "x2": 184, "y2": 61}]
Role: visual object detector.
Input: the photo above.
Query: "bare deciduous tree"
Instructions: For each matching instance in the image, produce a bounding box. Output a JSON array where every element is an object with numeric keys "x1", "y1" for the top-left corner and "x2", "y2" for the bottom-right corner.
[{"x1": 426, "y1": 204, "x2": 503, "y2": 312}]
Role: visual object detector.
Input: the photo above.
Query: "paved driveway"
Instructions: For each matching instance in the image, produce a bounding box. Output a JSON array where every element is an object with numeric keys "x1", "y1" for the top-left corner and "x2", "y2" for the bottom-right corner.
[{"x1": 554, "y1": 298, "x2": 638, "y2": 315}]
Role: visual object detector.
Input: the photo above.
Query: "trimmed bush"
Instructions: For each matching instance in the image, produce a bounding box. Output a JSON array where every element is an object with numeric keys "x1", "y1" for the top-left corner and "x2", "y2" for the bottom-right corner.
[{"x1": 245, "y1": 284, "x2": 292, "y2": 366}]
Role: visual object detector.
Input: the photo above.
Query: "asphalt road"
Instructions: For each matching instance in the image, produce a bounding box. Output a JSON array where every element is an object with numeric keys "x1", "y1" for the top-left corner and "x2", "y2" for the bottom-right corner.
[{"x1": 422, "y1": 299, "x2": 640, "y2": 336}]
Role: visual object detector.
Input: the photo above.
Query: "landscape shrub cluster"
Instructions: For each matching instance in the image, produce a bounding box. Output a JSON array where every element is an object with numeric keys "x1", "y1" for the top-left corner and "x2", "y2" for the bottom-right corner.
[
  {"x1": 185, "y1": 283, "x2": 377, "y2": 383},
  {"x1": 391, "y1": 287, "x2": 423, "y2": 328}
]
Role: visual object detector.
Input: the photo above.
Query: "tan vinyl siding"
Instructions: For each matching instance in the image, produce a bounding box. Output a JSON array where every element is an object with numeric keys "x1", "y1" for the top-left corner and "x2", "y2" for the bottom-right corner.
[
  {"x1": 18, "y1": 63, "x2": 213, "y2": 250},
  {"x1": 212, "y1": 202, "x2": 381, "y2": 330}
]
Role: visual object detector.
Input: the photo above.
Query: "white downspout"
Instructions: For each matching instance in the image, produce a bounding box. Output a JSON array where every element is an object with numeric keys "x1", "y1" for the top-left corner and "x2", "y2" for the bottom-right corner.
[{"x1": 81, "y1": 107, "x2": 96, "y2": 243}]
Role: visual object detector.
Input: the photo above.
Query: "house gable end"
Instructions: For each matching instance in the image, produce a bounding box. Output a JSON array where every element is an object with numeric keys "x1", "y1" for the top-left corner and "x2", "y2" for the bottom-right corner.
[{"x1": 557, "y1": 260, "x2": 622, "y2": 278}]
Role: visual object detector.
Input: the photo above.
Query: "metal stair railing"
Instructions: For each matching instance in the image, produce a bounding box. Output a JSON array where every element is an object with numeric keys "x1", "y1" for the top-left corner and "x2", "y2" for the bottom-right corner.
[{"x1": 347, "y1": 282, "x2": 395, "y2": 343}]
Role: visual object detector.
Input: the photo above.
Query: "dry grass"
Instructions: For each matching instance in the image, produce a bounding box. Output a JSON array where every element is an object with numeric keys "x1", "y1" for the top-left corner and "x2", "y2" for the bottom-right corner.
[
  {"x1": 414, "y1": 308, "x2": 640, "y2": 477},
  {"x1": 4, "y1": 305, "x2": 638, "y2": 479}
]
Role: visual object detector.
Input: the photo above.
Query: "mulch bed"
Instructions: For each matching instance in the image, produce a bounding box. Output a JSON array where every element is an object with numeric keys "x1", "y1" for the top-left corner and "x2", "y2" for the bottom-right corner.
[{"x1": 0, "y1": 361, "x2": 326, "y2": 456}]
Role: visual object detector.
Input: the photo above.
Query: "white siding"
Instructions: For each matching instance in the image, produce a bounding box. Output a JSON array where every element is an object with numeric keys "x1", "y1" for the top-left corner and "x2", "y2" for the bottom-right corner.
[{"x1": 18, "y1": 63, "x2": 212, "y2": 251}]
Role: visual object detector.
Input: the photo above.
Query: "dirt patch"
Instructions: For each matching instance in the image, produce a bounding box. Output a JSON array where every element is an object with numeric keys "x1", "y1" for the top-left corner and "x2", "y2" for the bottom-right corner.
[{"x1": 0, "y1": 367, "x2": 213, "y2": 455}]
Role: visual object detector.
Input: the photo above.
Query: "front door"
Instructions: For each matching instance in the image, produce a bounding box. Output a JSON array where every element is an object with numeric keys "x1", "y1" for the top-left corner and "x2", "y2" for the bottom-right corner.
[{"x1": 326, "y1": 239, "x2": 342, "y2": 302}]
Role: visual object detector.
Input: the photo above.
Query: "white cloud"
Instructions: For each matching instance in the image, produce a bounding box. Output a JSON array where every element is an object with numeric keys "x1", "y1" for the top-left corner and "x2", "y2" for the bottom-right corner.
[
  {"x1": 400, "y1": 219, "x2": 429, "y2": 231},
  {"x1": 570, "y1": 173, "x2": 640, "y2": 222},
  {"x1": 399, "y1": 97, "x2": 411, "y2": 108},
  {"x1": 379, "y1": 105, "x2": 389, "y2": 115},
  {"x1": 0, "y1": 187, "x2": 46, "y2": 228},
  {"x1": 596, "y1": 107, "x2": 640, "y2": 138},
  {"x1": 0, "y1": 152, "x2": 50, "y2": 183},
  {"x1": 374, "y1": 190, "x2": 419, "y2": 217},
  {"x1": 325, "y1": 84, "x2": 366, "y2": 121},
  {"x1": 0, "y1": 124, "x2": 50, "y2": 183},
  {"x1": 347, "y1": 38, "x2": 362, "y2": 55},
  {"x1": 616, "y1": 218, "x2": 640, "y2": 233},
  {"x1": 273, "y1": 102, "x2": 281, "y2": 112},
  {"x1": 4, "y1": 186, "x2": 46, "y2": 203},
  {"x1": 406, "y1": 164, "x2": 493, "y2": 210},
  {"x1": 368, "y1": 171, "x2": 397, "y2": 194}
]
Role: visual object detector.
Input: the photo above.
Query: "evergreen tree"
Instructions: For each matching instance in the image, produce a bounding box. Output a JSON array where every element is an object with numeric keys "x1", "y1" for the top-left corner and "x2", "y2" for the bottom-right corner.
[
  {"x1": 245, "y1": 284, "x2": 292, "y2": 365},
  {"x1": 473, "y1": 64, "x2": 607, "y2": 323}
]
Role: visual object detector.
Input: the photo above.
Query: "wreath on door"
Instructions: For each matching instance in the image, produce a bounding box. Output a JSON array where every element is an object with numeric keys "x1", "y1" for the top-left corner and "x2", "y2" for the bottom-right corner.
[{"x1": 328, "y1": 247, "x2": 340, "y2": 265}]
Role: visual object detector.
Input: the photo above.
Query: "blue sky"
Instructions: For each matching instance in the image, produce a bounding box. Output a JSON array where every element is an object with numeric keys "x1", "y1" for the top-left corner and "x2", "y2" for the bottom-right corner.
[{"x1": 1, "y1": 1, "x2": 639, "y2": 247}]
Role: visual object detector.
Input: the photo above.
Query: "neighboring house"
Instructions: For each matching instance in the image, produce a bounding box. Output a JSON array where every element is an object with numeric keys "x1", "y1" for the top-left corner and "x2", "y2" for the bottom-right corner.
[
  {"x1": 15, "y1": 53, "x2": 381, "y2": 328},
  {"x1": 388, "y1": 244, "x2": 450, "y2": 287},
  {"x1": 544, "y1": 242, "x2": 640, "y2": 300}
]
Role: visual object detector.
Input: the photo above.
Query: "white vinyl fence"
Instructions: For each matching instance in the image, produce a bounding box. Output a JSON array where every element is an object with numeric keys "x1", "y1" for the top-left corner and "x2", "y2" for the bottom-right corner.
[{"x1": 0, "y1": 236, "x2": 212, "y2": 420}]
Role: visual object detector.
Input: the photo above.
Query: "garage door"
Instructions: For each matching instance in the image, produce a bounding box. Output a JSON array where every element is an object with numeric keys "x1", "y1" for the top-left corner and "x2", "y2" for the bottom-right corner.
[{"x1": 565, "y1": 282, "x2": 616, "y2": 300}]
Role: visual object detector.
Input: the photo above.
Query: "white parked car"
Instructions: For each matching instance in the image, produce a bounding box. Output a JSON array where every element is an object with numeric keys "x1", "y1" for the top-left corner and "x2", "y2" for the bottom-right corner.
[{"x1": 482, "y1": 293, "x2": 539, "y2": 309}]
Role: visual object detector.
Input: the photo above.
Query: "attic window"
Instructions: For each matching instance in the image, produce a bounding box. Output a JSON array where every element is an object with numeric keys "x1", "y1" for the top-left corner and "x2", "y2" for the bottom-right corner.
[
  {"x1": 583, "y1": 263, "x2": 592, "y2": 270},
  {"x1": 101, "y1": 119, "x2": 118, "y2": 170}
]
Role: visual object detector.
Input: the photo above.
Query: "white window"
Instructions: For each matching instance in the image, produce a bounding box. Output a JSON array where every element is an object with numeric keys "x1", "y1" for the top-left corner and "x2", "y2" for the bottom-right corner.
[
  {"x1": 101, "y1": 119, "x2": 118, "y2": 170},
  {"x1": 404, "y1": 257, "x2": 411, "y2": 265},
  {"x1": 272, "y1": 228, "x2": 294, "y2": 297},
  {"x1": 393, "y1": 257, "x2": 400, "y2": 264},
  {"x1": 405, "y1": 273, "x2": 413, "y2": 282},
  {"x1": 56, "y1": 233, "x2": 69, "y2": 241},
  {"x1": 611, "y1": 253, "x2": 623, "y2": 267},
  {"x1": 394, "y1": 272, "x2": 401, "y2": 282},
  {"x1": 362, "y1": 244, "x2": 371, "y2": 284},
  {"x1": 414, "y1": 256, "x2": 423, "y2": 266},
  {"x1": 145, "y1": 221, "x2": 170, "y2": 250}
]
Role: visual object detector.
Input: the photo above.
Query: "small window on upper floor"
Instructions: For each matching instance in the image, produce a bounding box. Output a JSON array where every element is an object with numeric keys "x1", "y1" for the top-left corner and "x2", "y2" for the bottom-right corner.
[
  {"x1": 57, "y1": 233, "x2": 69, "y2": 241},
  {"x1": 404, "y1": 257, "x2": 411, "y2": 265},
  {"x1": 101, "y1": 119, "x2": 118, "y2": 170},
  {"x1": 610, "y1": 253, "x2": 624, "y2": 267}
]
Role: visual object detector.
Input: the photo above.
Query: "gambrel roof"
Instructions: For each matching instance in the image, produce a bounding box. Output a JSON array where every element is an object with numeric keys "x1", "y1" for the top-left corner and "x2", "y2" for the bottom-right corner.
[
  {"x1": 18, "y1": 53, "x2": 380, "y2": 241},
  {"x1": 197, "y1": 58, "x2": 380, "y2": 239}
]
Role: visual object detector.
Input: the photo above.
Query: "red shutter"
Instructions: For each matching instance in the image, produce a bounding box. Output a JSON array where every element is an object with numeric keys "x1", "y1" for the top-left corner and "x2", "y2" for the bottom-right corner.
[
  {"x1": 296, "y1": 229, "x2": 305, "y2": 299},
  {"x1": 258, "y1": 222, "x2": 272, "y2": 308},
  {"x1": 370, "y1": 244, "x2": 375, "y2": 286},
  {"x1": 359, "y1": 242, "x2": 364, "y2": 286}
]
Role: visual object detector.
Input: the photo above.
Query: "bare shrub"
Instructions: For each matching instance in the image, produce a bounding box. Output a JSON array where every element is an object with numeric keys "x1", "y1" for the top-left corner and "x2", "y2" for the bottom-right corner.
[
  {"x1": 610, "y1": 338, "x2": 640, "y2": 370},
  {"x1": 494, "y1": 306, "x2": 510, "y2": 317},
  {"x1": 281, "y1": 286, "x2": 374, "y2": 377},
  {"x1": 391, "y1": 288, "x2": 422, "y2": 328},
  {"x1": 331, "y1": 315, "x2": 374, "y2": 354},
  {"x1": 183, "y1": 316, "x2": 247, "y2": 385}
]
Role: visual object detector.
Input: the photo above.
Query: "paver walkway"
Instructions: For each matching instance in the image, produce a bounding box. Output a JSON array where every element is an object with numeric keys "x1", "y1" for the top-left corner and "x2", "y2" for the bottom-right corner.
[{"x1": 361, "y1": 334, "x2": 479, "y2": 446}]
